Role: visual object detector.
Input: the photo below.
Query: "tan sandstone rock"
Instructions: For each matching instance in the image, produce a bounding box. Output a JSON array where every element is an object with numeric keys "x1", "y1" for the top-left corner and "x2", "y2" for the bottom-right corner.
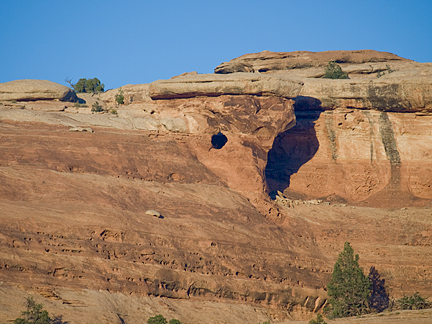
[
  {"x1": 0, "y1": 79, "x2": 77, "y2": 102},
  {"x1": 215, "y1": 50, "x2": 432, "y2": 112},
  {"x1": 214, "y1": 50, "x2": 410, "y2": 74},
  {"x1": 296, "y1": 77, "x2": 432, "y2": 112},
  {"x1": 100, "y1": 83, "x2": 152, "y2": 105},
  {"x1": 148, "y1": 73, "x2": 303, "y2": 99}
]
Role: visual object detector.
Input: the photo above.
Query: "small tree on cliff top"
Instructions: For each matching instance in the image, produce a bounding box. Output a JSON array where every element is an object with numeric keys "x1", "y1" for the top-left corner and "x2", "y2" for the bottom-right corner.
[
  {"x1": 323, "y1": 61, "x2": 348, "y2": 79},
  {"x1": 327, "y1": 242, "x2": 371, "y2": 318}
]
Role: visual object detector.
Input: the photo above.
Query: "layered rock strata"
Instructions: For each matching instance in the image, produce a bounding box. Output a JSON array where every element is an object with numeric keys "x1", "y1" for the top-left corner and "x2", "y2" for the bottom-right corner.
[
  {"x1": 148, "y1": 73, "x2": 303, "y2": 99},
  {"x1": 215, "y1": 50, "x2": 432, "y2": 206}
]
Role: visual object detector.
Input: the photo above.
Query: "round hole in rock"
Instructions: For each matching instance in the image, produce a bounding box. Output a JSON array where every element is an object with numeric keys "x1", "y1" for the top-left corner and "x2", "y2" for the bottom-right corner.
[{"x1": 211, "y1": 132, "x2": 228, "y2": 149}]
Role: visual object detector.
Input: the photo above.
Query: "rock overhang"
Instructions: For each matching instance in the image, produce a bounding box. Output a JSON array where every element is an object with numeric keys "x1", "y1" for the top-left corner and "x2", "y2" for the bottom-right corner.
[
  {"x1": 0, "y1": 79, "x2": 77, "y2": 102},
  {"x1": 148, "y1": 73, "x2": 303, "y2": 100}
]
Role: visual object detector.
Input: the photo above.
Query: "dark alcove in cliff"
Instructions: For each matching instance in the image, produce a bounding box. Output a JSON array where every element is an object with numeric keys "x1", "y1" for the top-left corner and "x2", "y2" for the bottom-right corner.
[{"x1": 265, "y1": 97, "x2": 322, "y2": 198}]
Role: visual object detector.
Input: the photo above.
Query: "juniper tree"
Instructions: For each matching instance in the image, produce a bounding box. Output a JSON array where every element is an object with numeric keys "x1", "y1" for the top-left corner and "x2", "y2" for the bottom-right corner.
[
  {"x1": 323, "y1": 61, "x2": 348, "y2": 79},
  {"x1": 368, "y1": 266, "x2": 389, "y2": 312},
  {"x1": 327, "y1": 242, "x2": 371, "y2": 318},
  {"x1": 13, "y1": 297, "x2": 52, "y2": 324}
]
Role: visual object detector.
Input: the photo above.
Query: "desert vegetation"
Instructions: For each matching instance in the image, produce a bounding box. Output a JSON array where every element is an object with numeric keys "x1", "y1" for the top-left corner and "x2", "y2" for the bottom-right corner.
[
  {"x1": 11, "y1": 297, "x2": 65, "y2": 324},
  {"x1": 327, "y1": 242, "x2": 371, "y2": 318},
  {"x1": 323, "y1": 61, "x2": 348, "y2": 79},
  {"x1": 91, "y1": 101, "x2": 103, "y2": 113},
  {"x1": 324, "y1": 242, "x2": 431, "y2": 320},
  {"x1": 115, "y1": 87, "x2": 125, "y2": 105},
  {"x1": 147, "y1": 314, "x2": 182, "y2": 324},
  {"x1": 65, "y1": 77, "x2": 104, "y2": 93}
]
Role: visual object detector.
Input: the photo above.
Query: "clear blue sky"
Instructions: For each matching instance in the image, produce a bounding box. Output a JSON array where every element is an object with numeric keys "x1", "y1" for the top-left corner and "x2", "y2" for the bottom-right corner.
[{"x1": 1, "y1": 0, "x2": 431, "y2": 90}]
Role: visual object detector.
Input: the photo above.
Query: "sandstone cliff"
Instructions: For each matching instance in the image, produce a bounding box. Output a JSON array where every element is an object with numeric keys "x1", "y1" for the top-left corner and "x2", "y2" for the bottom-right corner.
[
  {"x1": 215, "y1": 50, "x2": 432, "y2": 206},
  {"x1": 0, "y1": 50, "x2": 431, "y2": 323}
]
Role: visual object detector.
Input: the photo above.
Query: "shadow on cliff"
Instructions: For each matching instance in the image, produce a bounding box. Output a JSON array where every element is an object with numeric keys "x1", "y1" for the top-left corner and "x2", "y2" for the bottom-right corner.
[{"x1": 265, "y1": 96, "x2": 322, "y2": 198}]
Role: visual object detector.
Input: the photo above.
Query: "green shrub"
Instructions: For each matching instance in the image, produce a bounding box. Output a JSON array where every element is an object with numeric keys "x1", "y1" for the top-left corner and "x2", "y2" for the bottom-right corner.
[
  {"x1": 91, "y1": 101, "x2": 103, "y2": 113},
  {"x1": 13, "y1": 297, "x2": 52, "y2": 324},
  {"x1": 323, "y1": 61, "x2": 348, "y2": 79},
  {"x1": 327, "y1": 242, "x2": 371, "y2": 318},
  {"x1": 309, "y1": 313, "x2": 327, "y2": 324},
  {"x1": 74, "y1": 101, "x2": 88, "y2": 108},
  {"x1": 396, "y1": 292, "x2": 431, "y2": 310},
  {"x1": 169, "y1": 319, "x2": 182, "y2": 324},
  {"x1": 386, "y1": 64, "x2": 394, "y2": 74},
  {"x1": 147, "y1": 315, "x2": 181, "y2": 324},
  {"x1": 69, "y1": 78, "x2": 105, "y2": 93},
  {"x1": 115, "y1": 87, "x2": 125, "y2": 105},
  {"x1": 109, "y1": 108, "x2": 118, "y2": 115},
  {"x1": 147, "y1": 314, "x2": 167, "y2": 324}
]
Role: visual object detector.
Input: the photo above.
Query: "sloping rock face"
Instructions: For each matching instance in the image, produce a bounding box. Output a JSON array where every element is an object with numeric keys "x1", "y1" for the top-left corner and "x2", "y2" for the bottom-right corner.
[{"x1": 0, "y1": 79, "x2": 77, "y2": 102}]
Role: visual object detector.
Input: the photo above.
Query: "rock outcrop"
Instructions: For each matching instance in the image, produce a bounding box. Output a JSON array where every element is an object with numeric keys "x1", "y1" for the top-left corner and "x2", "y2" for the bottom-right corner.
[
  {"x1": 100, "y1": 83, "x2": 152, "y2": 104},
  {"x1": 266, "y1": 108, "x2": 432, "y2": 207},
  {"x1": 148, "y1": 73, "x2": 303, "y2": 99},
  {"x1": 215, "y1": 50, "x2": 432, "y2": 112},
  {"x1": 296, "y1": 77, "x2": 432, "y2": 112},
  {"x1": 213, "y1": 50, "x2": 432, "y2": 206},
  {"x1": 214, "y1": 50, "x2": 410, "y2": 74},
  {"x1": 0, "y1": 79, "x2": 77, "y2": 102}
]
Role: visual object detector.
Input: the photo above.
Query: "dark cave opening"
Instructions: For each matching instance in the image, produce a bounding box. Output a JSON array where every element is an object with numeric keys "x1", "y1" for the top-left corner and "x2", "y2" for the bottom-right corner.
[
  {"x1": 211, "y1": 132, "x2": 228, "y2": 149},
  {"x1": 265, "y1": 97, "x2": 322, "y2": 199}
]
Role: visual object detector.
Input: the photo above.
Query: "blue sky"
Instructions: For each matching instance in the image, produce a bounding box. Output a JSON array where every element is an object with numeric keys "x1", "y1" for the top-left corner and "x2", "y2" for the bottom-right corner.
[{"x1": 1, "y1": 0, "x2": 431, "y2": 90}]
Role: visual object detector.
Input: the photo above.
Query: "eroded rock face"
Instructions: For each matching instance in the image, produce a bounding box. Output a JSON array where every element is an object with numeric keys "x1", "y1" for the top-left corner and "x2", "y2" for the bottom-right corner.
[
  {"x1": 266, "y1": 108, "x2": 432, "y2": 206},
  {"x1": 1, "y1": 51, "x2": 432, "y2": 323},
  {"x1": 148, "y1": 73, "x2": 303, "y2": 99},
  {"x1": 100, "y1": 83, "x2": 152, "y2": 104},
  {"x1": 214, "y1": 50, "x2": 410, "y2": 74},
  {"x1": 0, "y1": 79, "x2": 77, "y2": 102},
  {"x1": 212, "y1": 50, "x2": 432, "y2": 205},
  {"x1": 296, "y1": 77, "x2": 432, "y2": 112},
  {"x1": 152, "y1": 95, "x2": 296, "y2": 199},
  {"x1": 215, "y1": 50, "x2": 432, "y2": 112}
]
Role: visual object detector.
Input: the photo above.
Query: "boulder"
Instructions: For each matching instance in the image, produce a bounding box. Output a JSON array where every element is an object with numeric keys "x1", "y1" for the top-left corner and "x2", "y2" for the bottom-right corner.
[
  {"x1": 148, "y1": 73, "x2": 303, "y2": 99},
  {"x1": 0, "y1": 79, "x2": 77, "y2": 102}
]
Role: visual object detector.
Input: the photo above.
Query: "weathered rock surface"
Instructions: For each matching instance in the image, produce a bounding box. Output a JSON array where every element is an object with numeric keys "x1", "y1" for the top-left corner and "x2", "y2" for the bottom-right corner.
[
  {"x1": 214, "y1": 50, "x2": 410, "y2": 74},
  {"x1": 215, "y1": 50, "x2": 432, "y2": 112},
  {"x1": 101, "y1": 83, "x2": 152, "y2": 104},
  {"x1": 266, "y1": 108, "x2": 432, "y2": 207},
  {"x1": 0, "y1": 50, "x2": 432, "y2": 323},
  {"x1": 148, "y1": 73, "x2": 303, "y2": 99},
  {"x1": 296, "y1": 77, "x2": 432, "y2": 112},
  {"x1": 0, "y1": 79, "x2": 77, "y2": 102}
]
